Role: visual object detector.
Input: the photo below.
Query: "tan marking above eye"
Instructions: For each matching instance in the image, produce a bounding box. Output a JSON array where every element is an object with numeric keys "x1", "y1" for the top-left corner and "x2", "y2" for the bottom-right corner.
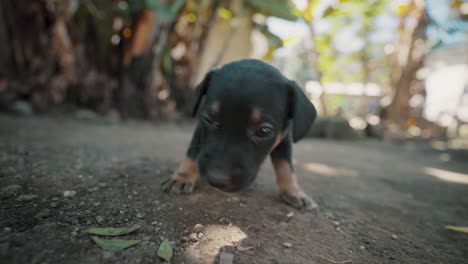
[
  {"x1": 251, "y1": 107, "x2": 262, "y2": 123},
  {"x1": 211, "y1": 101, "x2": 220, "y2": 113}
]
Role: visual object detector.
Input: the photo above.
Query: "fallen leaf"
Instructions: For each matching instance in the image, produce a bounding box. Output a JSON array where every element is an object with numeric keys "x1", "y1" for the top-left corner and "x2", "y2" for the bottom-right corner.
[
  {"x1": 91, "y1": 236, "x2": 139, "y2": 251},
  {"x1": 87, "y1": 225, "x2": 141, "y2": 236},
  {"x1": 445, "y1": 225, "x2": 468, "y2": 234},
  {"x1": 157, "y1": 239, "x2": 173, "y2": 261}
]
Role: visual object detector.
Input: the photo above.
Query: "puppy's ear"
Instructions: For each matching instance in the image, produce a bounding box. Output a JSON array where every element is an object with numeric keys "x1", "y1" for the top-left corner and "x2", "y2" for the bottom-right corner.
[
  {"x1": 192, "y1": 70, "x2": 215, "y2": 117},
  {"x1": 288, "y1": 80, "x2": 317, "y2": 142}
]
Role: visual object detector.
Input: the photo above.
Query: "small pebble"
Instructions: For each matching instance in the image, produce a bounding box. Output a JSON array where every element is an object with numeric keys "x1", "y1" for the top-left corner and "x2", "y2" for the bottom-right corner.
[
  {"x1": 391, "y1": 234, "x2": 398, "y2": 240},
  {"x1": 189, "y1": 233, "x2": 198, "y2": 242},
  {"x1": 287, "y1": 212, "x2": 294, "y2": 218},
  {"x1": 50, "y1": 202, "x2": 58, "y2": 208},
  {"x1": 136, "y1": 213, "x2": 144, "y2": 219},
  {"x1": 16, "y1": 194, "x2": 38, "y2": 201},
  {"x1": 360, "y1": 246, "x2": 366, "y2": 250},
  {"x1": 197, "y1": 232, "x2": 204, "y2": 239},
  {"x1": 332, "y1": 221, "x2": 340, "y2": 226},
  {"x1": 63, "y1": 190, "x2": 76, "y2": 198},
  {"x1": 193, "y1": 224, "x2": 203, "y2": 233},
  {"x1": 151, "y1": 221, "x2": 158, "y2": 226},
  {"x1": 96, "y1": 216, "x2": 104, "y2": 224},
  {"x1": 2, "y1": 185, "x2": 21, "y2": 193},
  {"x1": 283, "y1": 242, "x2": 292, "y2": 248}
]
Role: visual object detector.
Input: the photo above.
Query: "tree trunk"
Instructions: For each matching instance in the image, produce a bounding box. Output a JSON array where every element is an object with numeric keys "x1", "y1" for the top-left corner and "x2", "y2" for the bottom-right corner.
[{"x1": 387, "y1": 0, "x2": 427, "y2": 128}]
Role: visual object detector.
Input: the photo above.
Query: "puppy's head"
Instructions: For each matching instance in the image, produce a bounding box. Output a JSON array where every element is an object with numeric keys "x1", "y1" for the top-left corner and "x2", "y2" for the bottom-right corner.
[{"x1": 192, "y1": 59, "x2": 316, "y2": 192}]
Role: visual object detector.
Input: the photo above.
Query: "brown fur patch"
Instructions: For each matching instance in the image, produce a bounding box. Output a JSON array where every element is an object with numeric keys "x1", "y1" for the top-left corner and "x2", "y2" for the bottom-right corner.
[
  {"x1": 272, "y1": 159, "x2": 299, "y2": 192},
  {"x1": 272, "y1": 132, "x2": 283, "y2": 150},
  {"x1": 211, "y1": 101, "x2": 220, "y2": 114},
  {"x1": 251, "y1": 108, "x2": 262, "y2": 124},
  {"x1": 172, "y1": 157, "x2": 199, "y2": 183}
]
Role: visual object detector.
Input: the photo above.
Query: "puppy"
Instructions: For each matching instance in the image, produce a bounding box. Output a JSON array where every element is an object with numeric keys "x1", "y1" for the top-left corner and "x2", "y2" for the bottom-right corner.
[{"x1": 162, "y1": 59, "x2": 317, "y2": 210}]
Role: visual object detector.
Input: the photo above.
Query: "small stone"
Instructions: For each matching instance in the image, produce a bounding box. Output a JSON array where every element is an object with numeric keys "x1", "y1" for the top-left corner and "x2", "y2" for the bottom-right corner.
[
  {"x1": 1, "y1": 185, "x2": 21, "y2": 193},
  {"x1": 218, "y1": 252, "x2": 234, "y2": 264},
  {"x1": 239, "y1": 203, "x2": 247, "y2": 208},
  {"x1": 136, "y1": 213, "x2": 144, "y2": 219},
  {"x1": 16, "y1": 194, "x2": 38, "y2": 201},
  {"x1": 359, "y1": 246, "x2": 366, "y2": 250},
  {"x1": 286, "y1": 212, "x2": 294, "y2": 218},
  {"x1": 35, "y1": 209, "x2": 50, "y2": 218},
  {"x1": 197, "y1": 232, "x2": 204, "y2": 239},
  {"x1": 71, "y1": 231, "x2": 78, "y2": 236},
  {"x1": 151, "y1": 221, "x2": 158, "y2": 226},
  {"x1": 189, "y1": 233, "x2": 198, "y2": 242},
  {"x1": 391, "y1": 234, "x2": 398, "y2": 240},
  {"x1": 332, "y1": 221, "x2": 340, "y2": 226},
  {"x1": 231, "y1": 197, "x2": 240, "y2": 202},
  {"x1": 52, "y1": 197, "x2": 59, "y2": 201},
  {"x1": 335, "y1": 227, "x2": 342, "y2": 232},
  {"x1": 63, "y1": 190, "x2": 76, "y2": 198},
  {"x1": 96, "y1": 216, "x2": 104, "y2": 224},
  {"x1": 50, "y1": 202, "x2": 58, "y2": 208},
  {"x1": 193, "y1": 224, "x2": 203, "y2": 233},
  {"x1": 283, "y1": 242, "x2": 292, "y2": 248}
]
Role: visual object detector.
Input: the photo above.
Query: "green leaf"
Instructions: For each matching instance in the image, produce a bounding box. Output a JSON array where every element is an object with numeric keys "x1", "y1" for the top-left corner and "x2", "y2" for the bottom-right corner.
[
  {"x1": 87, "y1": 225, "x2": 141, "y2": 236},
  {"x1": 91, "y1": 236, "x2": 140, "y2": 251},
  {"x1": 246, "y1": 0, "x2": 298, "y2": 21},
  {"x1": 446, "y1": 226, "x2": 468, "y2": 234},
  {"x1": 157, "y1": 239, "x2": 173, "y2": 261}
]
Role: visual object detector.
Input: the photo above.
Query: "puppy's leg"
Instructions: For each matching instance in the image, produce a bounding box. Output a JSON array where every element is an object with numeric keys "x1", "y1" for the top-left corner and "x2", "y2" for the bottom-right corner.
[
  {"x1": 270, "y1": 137, "x2": 318, "y2": 210},
  {"x1": 162, "y1": 123, "x2": 204, "y2": 194}
]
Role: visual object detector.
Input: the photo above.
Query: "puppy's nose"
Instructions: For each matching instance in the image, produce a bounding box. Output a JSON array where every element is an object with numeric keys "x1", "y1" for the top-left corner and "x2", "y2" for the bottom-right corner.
[{"x1": 207, "y1": 170, "x2": 229, "y2": 189}]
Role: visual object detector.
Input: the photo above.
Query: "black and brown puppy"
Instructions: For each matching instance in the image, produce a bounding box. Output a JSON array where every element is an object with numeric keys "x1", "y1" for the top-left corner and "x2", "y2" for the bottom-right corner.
[{"x1": 162, "y1": 59, "x2": 317, "y2": 210}]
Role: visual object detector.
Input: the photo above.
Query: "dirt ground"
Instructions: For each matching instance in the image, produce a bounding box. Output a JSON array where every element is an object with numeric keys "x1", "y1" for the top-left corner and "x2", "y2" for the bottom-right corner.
[{"x1": 1, "y1": 114, "x2": 467, "y2": 264}]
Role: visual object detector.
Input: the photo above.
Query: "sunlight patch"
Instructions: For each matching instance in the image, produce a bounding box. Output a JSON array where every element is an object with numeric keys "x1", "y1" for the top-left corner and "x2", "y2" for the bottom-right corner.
[
  {"x1": 303, "y1": 162, "x2": 359, "y2": 177},
  {"x1": 424, "y1": 167, "x2": 468, "y2": 185},
  {"x1": 183, "y1": 224, "x2": 247, "y2": 263}
]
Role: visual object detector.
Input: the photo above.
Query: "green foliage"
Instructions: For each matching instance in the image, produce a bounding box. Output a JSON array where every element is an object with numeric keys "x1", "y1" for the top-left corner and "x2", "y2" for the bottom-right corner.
[
  {"x1": 144, "y1": 0, "x2": 186, "y2": 22},
  {"x1": 91, "y1": 236, "x2": 140, "y2": 251},
  {"x1": 157, "y1": 239, "x2": 174, "y2": 261},
  {"x1": 87, "y1": 225, "x2": 141, "y2": 236},
  {"x1": 246, "y1": 0, "x2": 298, "y2": 21}
]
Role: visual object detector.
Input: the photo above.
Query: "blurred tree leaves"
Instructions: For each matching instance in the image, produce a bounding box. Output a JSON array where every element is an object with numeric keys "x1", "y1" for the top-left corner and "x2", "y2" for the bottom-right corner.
[{"x1": 246, "y1": 0, "x2": 298, "y2": 21}]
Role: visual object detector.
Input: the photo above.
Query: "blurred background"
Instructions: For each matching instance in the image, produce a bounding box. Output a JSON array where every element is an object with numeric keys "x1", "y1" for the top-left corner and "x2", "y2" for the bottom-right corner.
[{"x1": 0, "y1": 0, "x2": 467, "y2": 145}]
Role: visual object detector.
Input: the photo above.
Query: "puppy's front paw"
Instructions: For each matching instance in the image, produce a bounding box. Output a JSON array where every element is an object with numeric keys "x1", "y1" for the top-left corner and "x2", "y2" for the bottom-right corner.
[
  {"x1": 280, "y1": 188, "x2": 318, "y2": 211},
  {"x1": 162, "y1": 174, "x2": 195, "y2": 194},
  {"x1": 162, "y1": 158, "x2": 199, "y2": 194}
]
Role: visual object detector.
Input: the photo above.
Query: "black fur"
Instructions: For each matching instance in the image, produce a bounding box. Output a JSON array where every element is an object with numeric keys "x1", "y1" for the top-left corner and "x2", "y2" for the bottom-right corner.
[{"x1": 188, "y1": 59, "x2": 316, "y2": 191}]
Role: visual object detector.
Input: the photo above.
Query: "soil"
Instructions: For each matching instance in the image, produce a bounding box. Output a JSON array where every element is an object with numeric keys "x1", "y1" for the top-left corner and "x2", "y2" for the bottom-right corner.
[{"x1": 1, "y1": 114, "x2": 467, "y2": 264}]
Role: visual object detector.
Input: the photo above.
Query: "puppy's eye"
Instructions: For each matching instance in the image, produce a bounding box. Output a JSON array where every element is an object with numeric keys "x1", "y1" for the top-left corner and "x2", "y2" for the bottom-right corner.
[
  {"x1": 203, "y1": 114, "x2": 219, "y2": 129},
  {"x1": 253, "y1": 124, "x2": 274, "y2": 139}
]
